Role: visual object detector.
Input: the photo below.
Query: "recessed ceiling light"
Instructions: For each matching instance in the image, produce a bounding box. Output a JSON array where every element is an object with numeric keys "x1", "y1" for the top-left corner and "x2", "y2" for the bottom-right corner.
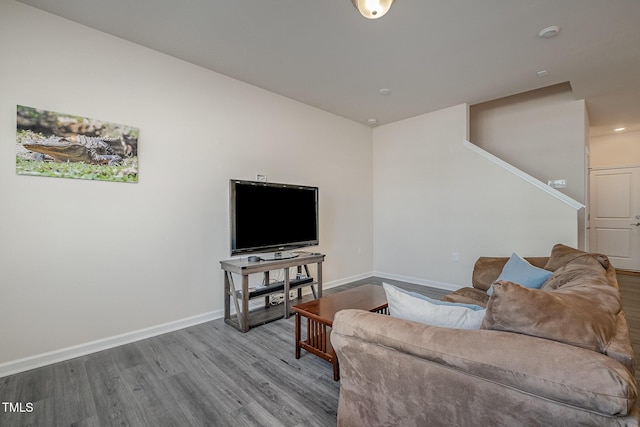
[
  {"x1": 614, "y1": 127, "x2": 626, "y2": 132},
  {"x1": 367, "y1": 118, "x2": 378, "y2": 126},
  {"x1": 538, "y1": 26, "x2": 560, "y2": 39},
  {"x1": 378, "y1": 88, "x2": 391, "y2": 95},
  {"x1": 536, "y1": 70, "x2": 548, "y2": 77}
]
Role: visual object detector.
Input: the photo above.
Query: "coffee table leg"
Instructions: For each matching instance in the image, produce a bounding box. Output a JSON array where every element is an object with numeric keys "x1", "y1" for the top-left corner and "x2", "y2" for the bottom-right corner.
[{"x1": 295, "y1": 312, "x2": 301, "y2": 359}]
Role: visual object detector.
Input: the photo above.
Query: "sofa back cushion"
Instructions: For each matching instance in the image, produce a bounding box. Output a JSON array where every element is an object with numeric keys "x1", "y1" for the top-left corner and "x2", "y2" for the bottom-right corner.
[
  {"x1": 544, "y1": 243, "x2": 610, "y2": 272},
  {"x1": 481, "y1": 281, "x2": 621, "y2": 353},
  {"x1": 472, "y1": 256, "x2": 548, "y2": 291},
  {"x1": 541, "y1": 263, "x2": 609, "y2": 291}
]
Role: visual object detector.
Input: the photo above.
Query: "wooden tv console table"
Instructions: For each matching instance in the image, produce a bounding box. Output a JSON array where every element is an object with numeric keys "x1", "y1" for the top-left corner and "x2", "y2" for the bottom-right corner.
[{"x1": 220, "y1": 251, "x2": 325, "y2": 332}]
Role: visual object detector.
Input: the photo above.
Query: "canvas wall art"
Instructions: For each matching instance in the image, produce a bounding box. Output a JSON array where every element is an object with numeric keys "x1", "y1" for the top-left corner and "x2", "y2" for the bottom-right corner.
[{"x1": 16, "y1": 105, "x2": 139, "y2": 183}]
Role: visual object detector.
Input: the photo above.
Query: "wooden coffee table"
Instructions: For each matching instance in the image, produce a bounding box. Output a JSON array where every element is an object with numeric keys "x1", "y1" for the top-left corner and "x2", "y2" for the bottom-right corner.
[{"x1": 292, "y1": 284, "x2": 388, "y2": 380}]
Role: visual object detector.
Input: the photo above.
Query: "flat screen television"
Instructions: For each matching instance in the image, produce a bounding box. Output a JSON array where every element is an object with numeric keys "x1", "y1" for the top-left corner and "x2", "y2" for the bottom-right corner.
[{"x1": 229, "y1": 179, "x2": 319, "y2": 259}]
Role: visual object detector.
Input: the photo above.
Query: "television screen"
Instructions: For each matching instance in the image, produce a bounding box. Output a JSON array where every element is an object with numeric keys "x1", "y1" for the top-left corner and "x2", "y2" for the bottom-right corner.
[{"x1": 230, "y1": 180, "x2": 319, "y2": 257}]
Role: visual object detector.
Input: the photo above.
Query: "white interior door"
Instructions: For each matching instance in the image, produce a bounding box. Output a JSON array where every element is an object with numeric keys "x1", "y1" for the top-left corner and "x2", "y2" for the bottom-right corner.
[{"x1": 589, "y1": 167, "x2": 640, "y2": 271}]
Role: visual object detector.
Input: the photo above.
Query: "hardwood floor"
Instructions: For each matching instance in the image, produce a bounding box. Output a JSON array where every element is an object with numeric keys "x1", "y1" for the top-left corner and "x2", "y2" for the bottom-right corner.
[
  {"x1": 0, "y1": 274, "x2": 638, "y2": 427},
  {"x1": 616, "y1": 272, "x2": 640, "y2": 385}
]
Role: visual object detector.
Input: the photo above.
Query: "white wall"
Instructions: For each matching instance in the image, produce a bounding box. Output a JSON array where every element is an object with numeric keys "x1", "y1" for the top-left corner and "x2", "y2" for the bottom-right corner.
[
  {"x1": 0, "y1": 2, "x2": 373, "y2": 370},
  {"x1": 373, "y1": 104, "x2": 579, "y2": 288},
  {"x1": 0, "y1": 2, "x2": 588, "y2": 375},
  {"x1": 470, "y1": 84, "x2": 587, "y2": 203},
  {"x1": 590, "y1": 130, "x2": 640, "y2": 168}
]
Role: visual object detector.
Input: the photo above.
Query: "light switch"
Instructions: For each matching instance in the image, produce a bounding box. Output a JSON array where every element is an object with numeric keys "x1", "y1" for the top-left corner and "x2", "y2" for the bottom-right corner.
[{"x1": 547, "y1": 179, "x2": 567, "y2": 189}]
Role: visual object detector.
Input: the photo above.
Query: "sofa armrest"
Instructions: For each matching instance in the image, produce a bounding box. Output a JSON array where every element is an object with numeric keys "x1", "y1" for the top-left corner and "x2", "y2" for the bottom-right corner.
[{"x1": 332, "y1": 309, "x2": 636, "y2": 417}]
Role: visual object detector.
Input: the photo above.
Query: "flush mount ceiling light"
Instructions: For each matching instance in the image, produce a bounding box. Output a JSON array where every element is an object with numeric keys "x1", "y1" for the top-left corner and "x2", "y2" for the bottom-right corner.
[
  {"x1": 614, "y1": 127, "x2": 626, "y2": 132},
  {"x1": 352, "y1": 0, "x2": 395, "y2": 19},
  {"x1": 538, "y1": 25, "x2": 560, "y2": 39}
]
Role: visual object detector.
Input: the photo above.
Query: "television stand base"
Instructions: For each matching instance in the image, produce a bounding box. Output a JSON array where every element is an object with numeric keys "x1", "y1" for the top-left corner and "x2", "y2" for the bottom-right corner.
[{"x1": 220, "y1": 251, "x2": 325, "y2": 332}]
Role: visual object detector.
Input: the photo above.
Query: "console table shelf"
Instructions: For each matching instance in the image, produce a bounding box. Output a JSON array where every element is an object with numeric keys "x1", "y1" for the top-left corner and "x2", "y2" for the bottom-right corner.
[
  {"x1": 220, "y1": 252, "x2": 325, "y2": 332},
  {"x1": 244, "y1": 276, "x2": 314, "y2": 299}
]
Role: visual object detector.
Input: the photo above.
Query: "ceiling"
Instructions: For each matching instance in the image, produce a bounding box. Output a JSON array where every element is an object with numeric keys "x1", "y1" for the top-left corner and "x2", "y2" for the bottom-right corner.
[{"x1": 17, "y1": 0, "x2": 640, "y2": 137}]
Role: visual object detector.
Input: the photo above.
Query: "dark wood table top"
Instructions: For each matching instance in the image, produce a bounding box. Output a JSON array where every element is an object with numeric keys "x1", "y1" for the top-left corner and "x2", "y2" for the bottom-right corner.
[{"x1": 292, "y1": 284, "x2": 387, "y2": 326}]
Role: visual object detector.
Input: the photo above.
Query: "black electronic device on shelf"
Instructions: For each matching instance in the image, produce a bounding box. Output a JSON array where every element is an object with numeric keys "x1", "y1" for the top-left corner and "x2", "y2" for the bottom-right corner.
[
  {"x1": 229, "y1": 179, "x2": 319, "y2": 259},
  {"x1": 244, "y1": 276, "x2": 314, "y2": 299}
]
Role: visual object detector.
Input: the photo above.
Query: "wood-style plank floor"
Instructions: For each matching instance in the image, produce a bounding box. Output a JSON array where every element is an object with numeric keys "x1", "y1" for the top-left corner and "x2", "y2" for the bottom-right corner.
[
  {"x1": 0, "y1": 274, "x2": 638, "y2": 427},
  {"x1": 616, "y1": 272, "x2": 640, "y2": 385}
]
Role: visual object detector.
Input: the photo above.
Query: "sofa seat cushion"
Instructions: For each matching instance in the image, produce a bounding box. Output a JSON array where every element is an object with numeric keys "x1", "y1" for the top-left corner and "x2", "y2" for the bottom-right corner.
[
  {"x1": 333, "y1": 309, "x2": 638, "y2": 416},
  {"x1": 441, "y1": 287, "x2": 489, "y2": 307},
  {"x1": 481, "y1": 281, "x2": 621, "y2": 353}
]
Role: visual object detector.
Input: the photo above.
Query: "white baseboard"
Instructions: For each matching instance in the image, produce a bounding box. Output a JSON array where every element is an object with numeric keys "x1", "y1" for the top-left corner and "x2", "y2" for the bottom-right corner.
[
  {"x1": 0, "y1": 270, "x2": 442, "y2": 378},
  {"x1": 324, "y1": 271, "x2": 373, "y2": 289},
  {"x1": 0, "y1": 309, "x2": 223, "y2": 378},
  {"x1": 0, "y1": 273, "x2": 373, "y2": 378},
  {"x1": 374, "y1": 271, "x2": 461, "y2": 292}
]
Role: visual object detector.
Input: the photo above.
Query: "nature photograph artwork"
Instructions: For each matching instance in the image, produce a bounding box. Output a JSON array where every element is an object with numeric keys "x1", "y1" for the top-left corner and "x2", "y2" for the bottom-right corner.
[{"x1": 16, "y1": 105, "x2": 139, "y2": 183}]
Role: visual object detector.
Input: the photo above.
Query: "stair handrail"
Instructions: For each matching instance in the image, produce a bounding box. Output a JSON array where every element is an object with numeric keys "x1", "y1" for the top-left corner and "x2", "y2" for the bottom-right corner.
[{"x1": 463, "y1": 140, "x2": 584, "y2": 210}]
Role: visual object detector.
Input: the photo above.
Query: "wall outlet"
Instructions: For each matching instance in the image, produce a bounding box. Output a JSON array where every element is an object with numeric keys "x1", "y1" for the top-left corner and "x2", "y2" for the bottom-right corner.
[
  {"x1": 269, "y1": 292, "x2": 297, "y2": 305},
  {"x1": 269, "y1": 294, "x2": 283, "y2": 305},
  {"x1": 257, "y1": 174, "x2": 267, "y2": 182},
  {"x1": 451, "y1": 251, "x2": 460, "y2": 262}
]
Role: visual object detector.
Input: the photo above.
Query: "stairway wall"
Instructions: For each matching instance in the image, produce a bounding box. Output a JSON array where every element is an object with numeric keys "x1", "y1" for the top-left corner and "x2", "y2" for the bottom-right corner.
[{"x1": 469, "y1": 83, "x2": 587, "y2": 204}]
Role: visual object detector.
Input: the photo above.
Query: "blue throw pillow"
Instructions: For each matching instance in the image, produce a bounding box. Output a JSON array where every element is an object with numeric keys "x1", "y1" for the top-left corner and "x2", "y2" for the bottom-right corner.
[{"x1": 487, "y1": 253, "x2": 552, "y2": 296}]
